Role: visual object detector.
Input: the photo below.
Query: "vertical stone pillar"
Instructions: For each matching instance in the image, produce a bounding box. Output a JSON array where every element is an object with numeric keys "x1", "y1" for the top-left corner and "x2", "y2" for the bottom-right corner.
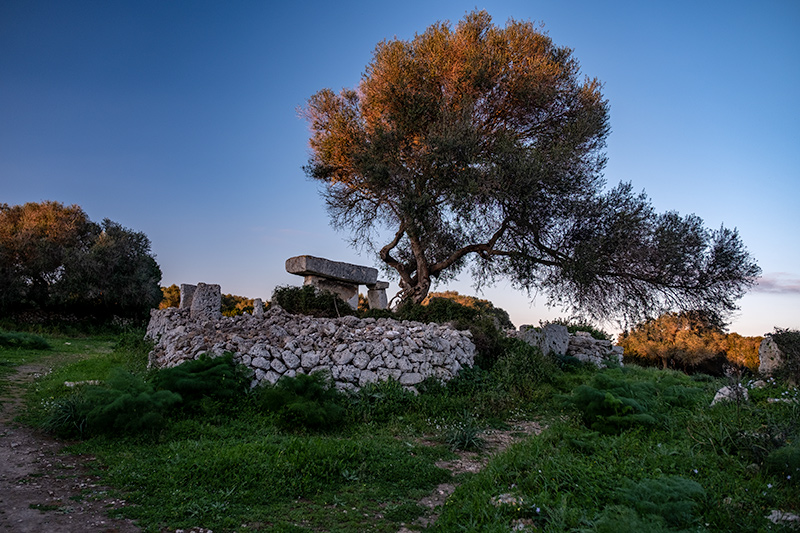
[
  {"x1": 253, "y1": 298, "x2": 264, "y2": 317},
  {"x1": 179, "y1": 284, "x2": 197, "y2": 309},
  {"x1": 190, "y1": 283, "x2": 221, "y2": 320},
  {"x1": 367, "y1": 281, "x2": 390, "y2": 310}
]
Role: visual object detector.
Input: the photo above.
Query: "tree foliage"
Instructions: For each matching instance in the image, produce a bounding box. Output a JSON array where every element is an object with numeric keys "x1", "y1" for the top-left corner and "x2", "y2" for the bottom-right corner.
[
  {"x1": 159, "y1": 284, "x2": 180, "y2": 309},
  {"x1": 0, "y1": 201, "x2": 162, "y2": 321},
  {"x1": 618, "y1": 311, "x2": 762, "y2": 373},
  {"x1": 304, "y1": 10, "x2": 759, "y2": 323}
]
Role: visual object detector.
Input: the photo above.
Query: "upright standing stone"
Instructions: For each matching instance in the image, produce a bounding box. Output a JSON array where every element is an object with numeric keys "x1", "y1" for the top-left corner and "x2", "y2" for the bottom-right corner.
[
  {"x1": 759, "y1": 336, "x2": 784, "y2": 376},
  {"x1": 190, "y1": 283, "x2": 221, "y2": 320},
  {"x1": 180, "y1": 284, "x2": 197, "y2": 309},
  {"x1": 253, "y1": 298, "x2": 264, "y2": 317},
  {"x1": 518, "y1": 323, "x2": 570, "y2": 356},
  {"x1": 367, "y1": 281, "x2": 390, "y2": 310}
]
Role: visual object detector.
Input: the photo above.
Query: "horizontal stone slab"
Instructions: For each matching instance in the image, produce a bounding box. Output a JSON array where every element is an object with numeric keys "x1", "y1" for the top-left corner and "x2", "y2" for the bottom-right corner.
[{"x1": 286, "y1": 255, "x2": 378, "y2": 285}]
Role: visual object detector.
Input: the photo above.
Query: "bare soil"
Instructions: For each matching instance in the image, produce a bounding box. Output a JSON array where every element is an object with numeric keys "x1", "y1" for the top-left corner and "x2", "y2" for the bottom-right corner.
[
  {"x1": 398, "y1": 420, "x2": 544, "y2": 531},
  {"x1": 0, "y1": 360, "x2": 140, "y2": 533}
]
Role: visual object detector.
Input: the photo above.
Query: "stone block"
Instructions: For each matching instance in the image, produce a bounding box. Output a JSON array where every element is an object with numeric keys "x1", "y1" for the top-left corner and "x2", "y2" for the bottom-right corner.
[
  {"x1": 303, "y1": 275, "x2": 359, "y2": 309},
  {"x1": 367, "y1": 285, "x2": 389, "y2": 310},
  {"x1": 286, "y1": 255, "x2": 378, "y2": 285},
  {"x1": 179, "y1": 284, "x2": 196, "y2": 309},
  {"x1": 759, "y1": 337, "x2": 784, "y2": 376},
  {"x1": 190, "y1": 282, "x2": 221, "y2": 320}
]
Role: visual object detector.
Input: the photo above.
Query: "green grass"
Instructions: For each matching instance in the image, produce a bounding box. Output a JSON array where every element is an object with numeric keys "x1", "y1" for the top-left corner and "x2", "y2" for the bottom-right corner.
[{"x1": 6, "y1": 330, "x2": 800, "y2": 532}]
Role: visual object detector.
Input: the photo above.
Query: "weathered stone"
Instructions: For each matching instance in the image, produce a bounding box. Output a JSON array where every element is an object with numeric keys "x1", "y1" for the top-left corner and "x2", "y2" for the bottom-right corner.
[
  {"x1": 190, "y1": 282, "x2": 221, "y2": 320},
  {"x1": 146, "y1": 301, "x2": 476, "y2": 391},
  {"x1": 179, "y1": 284, "x2": 196, "y2": 309},
  {"x1": 303, "y1": 275, "x2": 359, "y2": 309},
  {"x1": 301, "y1": 351, "x2": 320, "y2": 369},
  {"x1": 270, "y1": 358, "x2": 287, "y2": 373},
  {"x1": 359, "y1": 370, "x2": 379, "y2": 387},
  {"x1": 367, "y1": 281, "x2": 390, "y2": 310},
  {"x1": 283, "y1": 352, "x2": 301, "y2": 369},
  {"x1": 400, "y1": 372, "x2": 424, "y2": 385},
  {"x1": 758, "y1": 337, "x2": 784, "y2": 376},
  {"x1": 252, "y1": 356, "x2": 269, "y2": 370},
  {"x1": 253, "y1": 298, "x2": 264, "y2": 317},
  {"x1": 353, "y1": 351, "x2": 370, "y2": 369},
  {"x1": 711, "y1": 385, "x2": 749, "y2": 406},
  {"x1": 286, "y1": 255, "x2": 378, "y2": 285}
]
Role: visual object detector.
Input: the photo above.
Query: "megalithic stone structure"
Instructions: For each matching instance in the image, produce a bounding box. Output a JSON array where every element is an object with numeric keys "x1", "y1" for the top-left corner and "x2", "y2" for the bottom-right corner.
[{"x1": 285, "y1": 255, "x2": 389, "y2": 309}]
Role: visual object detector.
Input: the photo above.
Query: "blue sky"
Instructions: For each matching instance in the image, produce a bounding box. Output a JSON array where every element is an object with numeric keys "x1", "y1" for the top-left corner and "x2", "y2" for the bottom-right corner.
[{"x1": 2, "y1": 0, "x2": 798, "y2": 336}]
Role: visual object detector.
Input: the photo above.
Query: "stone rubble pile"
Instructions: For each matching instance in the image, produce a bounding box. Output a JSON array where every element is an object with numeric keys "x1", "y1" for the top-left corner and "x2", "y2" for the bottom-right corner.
[
  {"x1": 513, "y1": 323, "x2": 624, "y2": 368},
  {"x1": 146, "y1": 305, "x2": 476, "y2": 391}
]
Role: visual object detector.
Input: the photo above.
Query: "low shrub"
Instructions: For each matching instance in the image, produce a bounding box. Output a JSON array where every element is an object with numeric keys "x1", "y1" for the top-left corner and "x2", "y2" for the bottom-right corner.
[
  {"x1": 254, "y1": 372, "x2": 346, "y2": 432},
  {"x1": 0, "y1": 330, "x2": 51, "y2": 350},
  {"x1": 563, "y1": 372, "x2": 661, "y2": 434},
  {"x1": 491, "y1": 338, "x2": 558, "y2": 400},
  {"x1": 765, "y1": 440, "x2": 800, "y2": 482},
  {"x1": 445, "y1": 411, "x2": 484, "y2": 451},
  {"x1": 616, "y1": 475, "x2": 706, "y2": 529},
  {"x1": 271, "y1": 285, "x2": 356, "y2": 318},
  {"x1": 151, "y1": 353, "x2": 250, "y2": 409},
  {"x1": 42, "y1": 368, "x2": 182, "y2": 438},
  {"x1": 347, "y1": 378, "x2": 414, "y2": 424},
  {"x1": 772, "y1": 328, "x2": 800, "y2": 385},
  {"x1": 540, "y1": 317, "x2": 612, "y2": 341}
]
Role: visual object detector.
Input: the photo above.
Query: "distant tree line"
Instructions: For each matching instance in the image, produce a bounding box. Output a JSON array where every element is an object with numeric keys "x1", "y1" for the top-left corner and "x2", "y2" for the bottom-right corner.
[
  {"x1": 0, "y1": 201, "x2": 162, "y2": 323},
  {"x1": 159, "y1": 284, "x2": 264, "y2": 317},
  {"x1": 618, "y1": 311, "x2": 762, "y2": 374}
]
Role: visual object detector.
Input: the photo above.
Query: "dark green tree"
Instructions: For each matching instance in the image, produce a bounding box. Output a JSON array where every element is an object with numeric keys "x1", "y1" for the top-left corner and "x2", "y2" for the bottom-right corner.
[
  {"x1": 304, "y1": 10, "x2": 759, "y2": 323},
  {"x1": 57, "y1": 219, "x2": 162, "y2": 320},
  {"x1": 0, "y1": 201, "x2": 161, "y2": 321},
  {"x1": 0, "y1": 201, "x2": 95, "y2": 309}
]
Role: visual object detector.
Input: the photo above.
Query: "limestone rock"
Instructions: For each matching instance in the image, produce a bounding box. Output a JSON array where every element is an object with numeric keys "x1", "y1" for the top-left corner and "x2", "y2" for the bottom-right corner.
[
  {"x1": 190, "y1": 283, "x2": 221, "y2": 320},
  {"x1": 711, "y1": 385, "x2": 749, "y2": 406},
  {"x1": 759, "y1": 337, "x2": 784, "y2": 376},
  {"x1": 285, "y1": 255, "x2": 378, "y2": 285}
]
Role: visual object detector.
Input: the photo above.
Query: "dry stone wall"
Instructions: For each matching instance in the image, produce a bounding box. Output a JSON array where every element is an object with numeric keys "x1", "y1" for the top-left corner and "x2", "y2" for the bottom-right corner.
[
  {"x1": 146, "y1": 306, "x2": 475, "y2": 390},
  {"x1": 513, "y1": 323, "x2": 624, "y2": 368}
]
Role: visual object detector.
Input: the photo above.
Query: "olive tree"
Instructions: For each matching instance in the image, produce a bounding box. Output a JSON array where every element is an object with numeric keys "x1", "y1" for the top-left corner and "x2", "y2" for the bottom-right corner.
[
  {"x1": 0, "y1": 201, "x2": 162, "y2": 321},
  {"x1": 304, "y1": 10, "x2": 759, "y2": 323}
]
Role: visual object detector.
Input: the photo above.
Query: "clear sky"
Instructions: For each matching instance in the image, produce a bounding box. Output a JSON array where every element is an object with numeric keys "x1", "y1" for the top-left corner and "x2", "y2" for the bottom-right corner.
[{"x1": 2, "y1": 0, "x2": 798, "y2": 337}]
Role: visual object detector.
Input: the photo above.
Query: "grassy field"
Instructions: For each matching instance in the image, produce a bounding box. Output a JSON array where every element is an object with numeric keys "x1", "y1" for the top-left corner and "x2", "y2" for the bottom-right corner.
[{"x1": 3, "y1": 329, "x2": 799, "y2": 532}]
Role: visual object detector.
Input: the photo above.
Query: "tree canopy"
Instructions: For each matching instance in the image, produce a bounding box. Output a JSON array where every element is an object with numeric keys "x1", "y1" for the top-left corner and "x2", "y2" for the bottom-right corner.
[
  {"x1": 0, "y1": 201, "x2": 162, "y2": 321},
  {"x1": 618, "y1": 311, "x2": 762, "y2": 373},
  {"x1": 304, "y1": 10, "x2": 760, "y2": 323}
]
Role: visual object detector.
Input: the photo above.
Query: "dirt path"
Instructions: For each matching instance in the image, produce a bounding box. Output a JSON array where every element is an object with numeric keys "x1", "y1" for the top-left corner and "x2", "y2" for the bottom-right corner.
[
  {"x1": 0, "y1": 360, "x2": 140, "y2": 533},
  {"x1": 399, "y1": 420, "x2": 544, "y2": 531}
]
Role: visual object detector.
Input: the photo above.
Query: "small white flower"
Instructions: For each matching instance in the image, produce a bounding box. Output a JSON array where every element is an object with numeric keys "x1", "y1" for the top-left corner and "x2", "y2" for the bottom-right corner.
[
  {"x1": 693, "y1": 469, "x2": 698, "y2": 474},
  {"x1": 767, "y1": 483, "x2": 773, "y2": 489},
  {"x1": 536, "y1": 507, "x2": 541, "y2": 513}
]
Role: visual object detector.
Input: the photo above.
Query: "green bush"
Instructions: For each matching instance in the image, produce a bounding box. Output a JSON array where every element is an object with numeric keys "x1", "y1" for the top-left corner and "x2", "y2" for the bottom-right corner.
[
  {"x1": 271, "y1": 285, "x2": 356, "y2": 318},
  {"x1": 491, "y1": 338, "x2": 558, "y2": 399},
  {"x1": 765, "y1": 440, "x2": 800, "y2": 482},
  {"x1": 0, "y1": 330, "x2": 51, "y2": 350},
  {"x1": 395, "y1": 297, "x2": 478, "y2": 323},
  {"x1": 540, "y1": 317, "x2": 612, "y2": 341},
  {"x1": 151, "y1": 353, "x2": 249, "y2": 409},
  {"x1": 254, "y1": 372, "x2": 346, "y2": 432},
  {"x1": 347, "y1": 378, "x2": 414, "y2": 424},
  {"x1": 43, "y1": 368, "x2": 182, "y2": 438},
  {"x1": 772, "y1": 328, "x2": 800, "y2": 385},
  {"x1": 616, "y1": 476, "x2": 705, "y2": 529},
  {"x1": 565, "y1": 373, "x2": 658, "y2": 434}
]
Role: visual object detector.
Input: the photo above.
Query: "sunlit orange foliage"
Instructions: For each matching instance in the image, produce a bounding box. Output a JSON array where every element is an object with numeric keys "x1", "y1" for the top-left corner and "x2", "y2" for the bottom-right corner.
[
  {"x1": 159, "y1": 284, "x2": 180, "y2": 309},
  {"x1": 618, "y1": 311, "x2": 762, "y2": 372}
]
